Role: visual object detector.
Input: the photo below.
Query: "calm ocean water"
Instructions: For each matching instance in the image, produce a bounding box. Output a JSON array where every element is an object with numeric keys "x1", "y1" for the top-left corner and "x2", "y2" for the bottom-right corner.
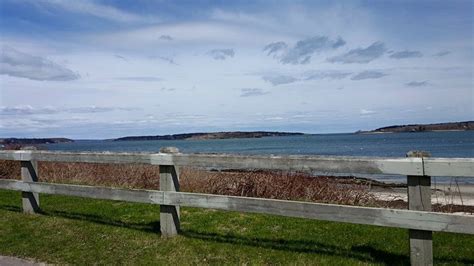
[{"x1": 46, "y1": 131, "x2": 474, "y2": 184}]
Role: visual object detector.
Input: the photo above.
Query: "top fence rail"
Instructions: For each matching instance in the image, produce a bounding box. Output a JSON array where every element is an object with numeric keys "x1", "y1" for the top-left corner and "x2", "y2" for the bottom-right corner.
[{"x1": 0, "y1": 150, "x2": 473, "y2": 177}]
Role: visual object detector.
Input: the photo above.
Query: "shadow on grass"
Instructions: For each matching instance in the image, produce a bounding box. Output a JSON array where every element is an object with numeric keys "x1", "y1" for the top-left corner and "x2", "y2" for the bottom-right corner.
[
  {"x1": 0, "y1": 205, "x2": 21, "y2": 212},
  {"x1": 0, "y1": 204, "x2": 160, "y2": 232},
  {"x1": 0, "y1": 204, "x2": 409, "y2": 264},
  {"x1": 46, "y1": 209, "x2": 161, "y2": 232},
  {"x1": 181, "y1": 229, "x2": 411, "y2": 265},
  {"x1": 1, "y1": 204, "x2": 472, "y2": 265}
]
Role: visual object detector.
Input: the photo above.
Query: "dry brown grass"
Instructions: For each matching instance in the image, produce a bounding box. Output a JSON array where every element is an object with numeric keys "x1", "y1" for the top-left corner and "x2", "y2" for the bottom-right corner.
[
  {"x1": 0, "y1": 160, "x2": 20, "y2": 180},
  {"x1": 0, "y1": 159, "x2": 374, "y2": 206},
  {"x1": 39, "y1": 162, "x2": 162, "y2": 189},
  {"x1": 2, "y1": 159, "x2": 473, "y2": 213},
  {"x1": 181, "y1": 168, "x2": 375, "y2": 206}
]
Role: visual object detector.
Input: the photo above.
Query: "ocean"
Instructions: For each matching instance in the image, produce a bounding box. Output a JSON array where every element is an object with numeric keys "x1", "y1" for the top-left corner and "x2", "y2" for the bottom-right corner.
[{"x1": 45, "y1": 131, "x2": 474, "y2": 184}]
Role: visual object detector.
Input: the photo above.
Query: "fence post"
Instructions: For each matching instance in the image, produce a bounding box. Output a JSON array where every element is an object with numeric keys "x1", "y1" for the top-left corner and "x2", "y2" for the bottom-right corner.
[
  {"x1": 159, "y1": 147, "x2": 180, "y2": 237},
  {"x1": 406, "y1": 151, "x2": 432, "y2": 266},
  {"x1": 21, "y1": 146, "x2": 40, "y2": 214}
]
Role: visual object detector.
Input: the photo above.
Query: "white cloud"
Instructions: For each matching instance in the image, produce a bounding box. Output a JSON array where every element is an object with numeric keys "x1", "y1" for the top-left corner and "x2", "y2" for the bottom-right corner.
[
  {"x1": 406, "y1": 81, "x2": 429, "y2": 87},
  {"x1": 68, "y1": 106, "x2": 138, "y2": 113},
  {"x1": 114, "y1": 54, "x2": 128, "y2": 61},
  {"x1": 207, "y1": 49, "x2": 235, "y2": 60},
  {"x1": 327, "y1": 42, "x2": 386, "y2": 64},
  {"x1": 264, "y1": 36, "x2": 345, "y2": 65},
  {"x1": 116, "y1": 76, "x2": 162, "y2": 82},
  {"x1": 159, "y1": 35, "x2": 173, "y2": 41},
  {"x1": 351, "y1": 70, "x2": 387, "y2": 80},
  {"x1": 240, "y1": 88, "x2": 269, "y2": 97},
  {"x1": 93, "y1": 22, "x2": 286, "y2": 50},
  {"x1": 389, "y1": 50, "x2": 423, "y2": 59},
  {"x1": 433, "y1": 51, "x2": 450, "y2": 57},
  {"x1": 32, "y1": 0, "x2": 153, "y2": 23},
  {"x1": 0, "y1": 105, "x2": 137, "y2": 116},
  {"x1": 148, "y1": 55, "x2": 177, "y2": 65},
  {"x1": 263, "y1": 42, "x2": 288, "y2": 57},
  {"x1": 0, "y1": 105, "x2": 56, "y2": 115},
  {"x1": 305, "y1": 71, "x2": 352, "y2": 80},
  {"x1": 360, "y1": 109, "x2": 376, "y2": 115},
  {"x1": 0, "y1": 46, "x2": 79, "y2": 81},
  {"x1": 262, "y1": 74, "x2": 298, "y2": 86}
]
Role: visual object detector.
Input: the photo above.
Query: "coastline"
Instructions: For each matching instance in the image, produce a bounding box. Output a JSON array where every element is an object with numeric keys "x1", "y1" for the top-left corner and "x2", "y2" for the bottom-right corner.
[
  {"x1": 358, "y1": 129, "x2": 470, "y2": 135},
  {"x1": 370, "y1": 183, "x2": 474, "y2": 206},
  {"x1": 357, "y1": 121, "x2": 474, "y2": 134}
]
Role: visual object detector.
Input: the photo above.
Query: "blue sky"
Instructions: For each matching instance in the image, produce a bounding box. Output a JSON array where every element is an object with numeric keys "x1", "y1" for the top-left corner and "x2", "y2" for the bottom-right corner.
[{"x1": 0, "y1": 0, "x2": 472, "y2": 139}]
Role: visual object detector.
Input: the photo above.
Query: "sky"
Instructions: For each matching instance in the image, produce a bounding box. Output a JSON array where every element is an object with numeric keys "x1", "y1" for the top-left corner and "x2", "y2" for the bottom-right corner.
[{"x1": 0, "y1": 0, "x2": 473, "y2": 139}]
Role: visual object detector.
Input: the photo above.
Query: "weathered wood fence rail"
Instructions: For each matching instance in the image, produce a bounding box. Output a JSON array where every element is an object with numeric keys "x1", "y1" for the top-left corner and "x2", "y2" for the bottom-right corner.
[{"x1": 0, "y1": 149, "x2": 473, "y2": 265}]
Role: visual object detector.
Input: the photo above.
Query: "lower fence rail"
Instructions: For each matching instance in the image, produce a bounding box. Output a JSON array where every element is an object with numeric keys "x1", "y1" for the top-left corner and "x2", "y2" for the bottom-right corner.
[{"x1": 1, "y1": 179, "x2": 473, "y2": 235}]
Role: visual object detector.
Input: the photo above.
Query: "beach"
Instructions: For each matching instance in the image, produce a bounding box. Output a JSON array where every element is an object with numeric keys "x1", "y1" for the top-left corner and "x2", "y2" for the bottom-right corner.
[{"x1": 371, "y1": 184, "x2": 474, "y2": 207}]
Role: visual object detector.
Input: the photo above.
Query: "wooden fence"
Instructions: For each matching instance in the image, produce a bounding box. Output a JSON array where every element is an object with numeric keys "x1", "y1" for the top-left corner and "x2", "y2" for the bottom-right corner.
[{"x1": 0, "y1": 148, "x2": 473, "y2": 265}]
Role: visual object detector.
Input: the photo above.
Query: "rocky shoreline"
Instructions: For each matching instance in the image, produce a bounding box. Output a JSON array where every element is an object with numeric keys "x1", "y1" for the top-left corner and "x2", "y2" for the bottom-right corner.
[
  {"x1": 0, "y1": 138, "x2": 73, "y2": 146},
  {"x1": 114, "y1": 131, "x2": 305, "y2": 141},
  {"x1": 357, "y1": 121, "x2": 473, "y2": 134}
]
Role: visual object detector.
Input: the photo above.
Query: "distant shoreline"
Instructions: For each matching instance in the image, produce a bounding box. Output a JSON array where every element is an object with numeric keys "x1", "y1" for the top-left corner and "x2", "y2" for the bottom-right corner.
[
  {"x1": 2, "y1": 121, "x2": 473, "y2": 144},
  {"x1": 357, "y1": 121, "x2": 473, "y2": 134},
  {"x1": 358, "y1": 129, "x2": 468, "y2": 135},
  {"x1": 0, "y1": 138, "x2": 73, "y2": 146},
  {"x1": 113, "y1": 131, "x2": 305, "y2": 142}
]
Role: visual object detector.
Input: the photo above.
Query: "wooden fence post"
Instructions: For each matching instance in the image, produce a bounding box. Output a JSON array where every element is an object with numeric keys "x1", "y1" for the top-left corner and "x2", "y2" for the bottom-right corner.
[
  {"x1": 406, "y1": 151, "x2": 432, "y2": 266},
  {"x1": 159, "y1": 147, "x2": 180, "y2": 237},
  {"x1": 21, "y1": 147, "x2": 40, "y2": 214}
]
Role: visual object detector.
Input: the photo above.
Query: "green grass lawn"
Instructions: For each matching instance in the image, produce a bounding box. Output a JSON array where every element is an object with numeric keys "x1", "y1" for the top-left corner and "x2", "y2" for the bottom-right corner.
[{"x1": 0, "y1": 189, "x2": 473, "y2": 265}]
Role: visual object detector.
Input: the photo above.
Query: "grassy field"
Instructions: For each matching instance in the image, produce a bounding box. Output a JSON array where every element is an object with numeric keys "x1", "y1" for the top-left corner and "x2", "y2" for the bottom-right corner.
[{"x1": 1, "y1": 189, "x2": 473, "y2": 265}]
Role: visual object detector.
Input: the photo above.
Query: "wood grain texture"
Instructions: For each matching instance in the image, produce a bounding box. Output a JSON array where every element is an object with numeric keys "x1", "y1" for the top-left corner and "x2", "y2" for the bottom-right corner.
[
  {"x1": 423, "y1": 158, "x2": 474, "y2": 177},
  {"x1": 21, "y1": 160, "x2": 40, "y2": 214},
  {"x1": 3, "y1": 150, "x2": 472, "y2": 177},
  {"x1": 0, "y1": 150, "x2": 425, "y2": 176},
  {"x1": 159, "y1": 147, "x2": 180, "y2": 237},
  {"x1": 0, "y1": 179, "x2": 164, "y2": 204},
  {"x1": 1, "y1": 179, "x2": 473, "y2": 235},
  {"x1": 407, "y1": 151, "x2": 433, "y2": 266},
  {"x1": 1, "y1": 151, "x2": 472, "y2": 178}
]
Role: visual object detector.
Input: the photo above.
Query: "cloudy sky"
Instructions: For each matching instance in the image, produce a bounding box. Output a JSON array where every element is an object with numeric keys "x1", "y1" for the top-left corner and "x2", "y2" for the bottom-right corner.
[{"x1": 0, "y1": 0, "x2": 472, "y2": 139}]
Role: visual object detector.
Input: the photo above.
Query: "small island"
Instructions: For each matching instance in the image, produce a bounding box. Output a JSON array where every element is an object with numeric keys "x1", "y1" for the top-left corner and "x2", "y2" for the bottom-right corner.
[
  {"x1": 357, "y1": 121, "x2": 474, "y2": 134},
  {"x1": 0, "y1": 138, "x2": 74, "y2": 145},
  {"x1": 114, "y1": 131, "x2": 304, "y2": 141}
]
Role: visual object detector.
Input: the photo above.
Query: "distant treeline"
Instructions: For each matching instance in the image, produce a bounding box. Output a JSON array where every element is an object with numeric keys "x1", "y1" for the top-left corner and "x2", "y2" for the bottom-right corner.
[
  {"x1": 114, "y1": 131, "x2": 305, "y2": 141},
  {"x1": 0, "y1": 138, "x2": 73, "y2": 145},
  {"x1": 358, "y1": 121, "x2": 474, "y2": 133}
]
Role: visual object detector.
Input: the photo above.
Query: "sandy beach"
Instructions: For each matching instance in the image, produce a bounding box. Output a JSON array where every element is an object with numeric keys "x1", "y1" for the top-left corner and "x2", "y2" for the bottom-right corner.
[{"x1": 371, "y1": 184, "x2": 474, "y2": 206}]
